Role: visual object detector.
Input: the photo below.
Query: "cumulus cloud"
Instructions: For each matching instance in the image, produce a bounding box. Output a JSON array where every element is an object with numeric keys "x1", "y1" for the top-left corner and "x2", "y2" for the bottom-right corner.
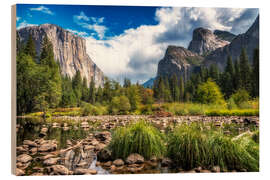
[
  {"x1": 85, "y1": 7, "x2": 258, "y2": 84},
  {"x1": 66, "y1": 29, "x2": 88, "y2": 37},
  {"x1": 29, "y1": 6, "x2": 54, "y2": 15},
  {"x1": 16, "y1": 20, "x2": 37, "y2": 29},
  {"x1": 73, "y1": 11, "x2": 107, "y2": 39}
]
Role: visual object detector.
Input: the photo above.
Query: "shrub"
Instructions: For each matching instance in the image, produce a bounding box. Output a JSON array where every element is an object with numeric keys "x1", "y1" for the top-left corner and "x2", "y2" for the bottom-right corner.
[
  {"x1": 109, "y1": 95, "x2": 131, "y2": 115},
  {"x1": 196, "y1": 79, "x2": 226, "y2": 105},
  {"x1": 109, "y1": 120, "x2": 165, "y2": 159},
  {"x1": 167, "y1": 123, "x2": 259, "y2": 171},
  {"x1": 80, "y1": 103, "x2": 104, "y2": 116},
  {"x1": 231, "y1": 89, "x2": 250, "y2": 107}
]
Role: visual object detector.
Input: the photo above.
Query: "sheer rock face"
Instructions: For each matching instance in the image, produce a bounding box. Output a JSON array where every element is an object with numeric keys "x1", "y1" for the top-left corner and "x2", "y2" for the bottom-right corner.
[
  {"x1": 188, "y1": 27, "x2": 230, "y2": 55},
  {"x1": 213, "y1": 30, "x2": 236, "y2": 42},
  {"x1": 17, "y1": 24, "x2": 105, "y2": 87},
  {"x1": 157, "y1": 46, "x2": 203, "y2": 81},
  {"x1": 204, "y1": 16, "x2": 259, "y2": 70}
]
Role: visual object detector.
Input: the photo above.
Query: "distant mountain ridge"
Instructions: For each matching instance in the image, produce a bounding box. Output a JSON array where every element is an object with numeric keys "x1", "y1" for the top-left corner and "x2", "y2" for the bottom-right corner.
[
  {"x1": 156, "y1": 15, "x2": 259, "y2": 81},
  {"x1": 17, "y1": 24, "x2": 105, "y2": 87}
]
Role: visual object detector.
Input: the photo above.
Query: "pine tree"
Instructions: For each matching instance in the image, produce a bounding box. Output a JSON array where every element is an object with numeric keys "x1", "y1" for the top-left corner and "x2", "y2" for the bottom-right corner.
[
  {"x1": 24, "y1": 34, "x2": 36, "y2": 60},
  {"x1": 234, "y1": 58, "x2": 241, "y2": 91},
  {"x1": 221, "y1": 56, "x2": 235, "y2": 98},
  {"x1": 72, "y1": 70, "x2": 82, "y2": 105},
  {"x1": 170, "y1": 74, "x2": 180, "y2": 102},
  {"x1": 251, "y1": 48, "x2": 259, "y2": 97},
  {"x1": 179, "y1": 76, "x2": 185, "y2": 101},
  {"x1": 81, "y1": 77, "x2": 89, "y2": 101},
  {"x1": 239, "y1": 48, "x2": 251, "y2": 92},
  {"x1": 96, "y1": 86, "x2": 103, "y2": 103},
  {"x1": 209, "y1": 64, "x2": 220, "y2": 82},
  {"x1": 123, "y1": 78, "x2": 131, "y2": 88},
  {"x1": 89, "y1": 78, "x2": 96, "y2": 104}
]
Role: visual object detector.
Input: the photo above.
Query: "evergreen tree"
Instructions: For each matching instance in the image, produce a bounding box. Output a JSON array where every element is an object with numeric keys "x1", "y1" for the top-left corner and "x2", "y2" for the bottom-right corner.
[
  {"x1": 96, "y1": 86, "x2": 103, "y2": 103},
  {"x1": 234, "y1": 58, "x2": 241, "y2": 91},
  {"x1": 179, "y1": 76, "x2": 185, "y2": 101},
  {"x1": 72, "y1": 70, "x2": 82, "y2": 105},
  {"x1": 60, "y1": 76, "x2": 76, "y2": 107},
  {"x1": 170, "y1": 74, "x2": 180, "y2": 102},
  {"x1": 81, "y1": 77, "x2": 89, "y2": 102},
  {"x1": 209, "y1": 64, "x2": 220, "y2": 82},
  {"x1": 24, "y1": 34, "x2": 36, "y2": 60},
  {"x1": 123, "y1": 78, "x2": 131, "y2": 88},
  {"x1": 251, "y1": 48, "x2": 259, "y2": 97},
  {"x1": 103, "y1": 78, "x2": 112, "y2": 102},
  {"x1": 153, "y1": 76, "x2": 165, "y2": 102},
  {"x1": 89, "y1": 78, "x2": 96, "y2": 104},
  {"x1": 239, "y1": 48, "x2": 251, "y2": 92},
  {"x1": 221, "y1": 56, "x2": 235, "y2": 98}
]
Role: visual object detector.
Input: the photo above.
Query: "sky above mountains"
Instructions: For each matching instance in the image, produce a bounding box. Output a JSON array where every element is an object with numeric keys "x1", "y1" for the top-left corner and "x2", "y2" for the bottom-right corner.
[{"x1": 16, "y1": 4, "x2": 259, "y2": 84}]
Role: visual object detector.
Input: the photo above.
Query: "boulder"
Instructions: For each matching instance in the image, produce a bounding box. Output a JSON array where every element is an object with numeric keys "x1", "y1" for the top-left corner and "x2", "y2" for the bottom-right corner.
[
  {"x1": 15, "y1": 168, "x2": 25, "y2": 176},
  {"x1": 97, "y1": 149, "x2": 112, "y2": 162},
  {"x1": 38, "y1": 142, "x2": 57, "y2": 152},
  {"x1": 126, "y1": 153, "x2": 144, "y2": 164},
  {"x1": 17, "y1": 154, "x2": 32, "y2": 163},
  {"x1": 113, "y1": 159, "x2": 124, "y2": 166},
  {"x1": 47, "y1": 165, "x2": 71, "y2": 175},
  {"x1": 74, "y1": 168, "x2": 97, "y2": 175},
  {"x1": 43, "y1": 157, "x2": 60, "y2": 166},
  {"x1": 161, "y1": 157, "x2": 172, "y2": 167},
  {"x1": 23, "y1": 140, "x2": 37, "y2": 147},
  {"x1": 211, "y1": 166, "x2": 221, "y2": 173}
]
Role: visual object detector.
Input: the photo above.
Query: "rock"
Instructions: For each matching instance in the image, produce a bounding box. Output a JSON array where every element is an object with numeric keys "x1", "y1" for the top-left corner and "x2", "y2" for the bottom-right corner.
[
  {"x1": 200, "y1": 169, "x2": 211, "y2": 173},
  {"x1": 127, "y1": 164, "x2": 144, "y2": 173},
  {"x1": 126, "y1": 153, "x2": 144, "y2": 164},
  {"x1": 23, "y1": 140, "x2": 37, "y2": 147},
  {"x1": 211, "y1": 166, "x2": 221, "y2": 173},
  {"x1": 38, "y1": 142, "x2": 57, "y2": 152},
  {"x1": 40, "y1": 127, "x2": 48, "y2": 135},
  {"x1": 41, "y1": 154, "x2": 56, "y2": 160},
  {"x1": 194, "y1": 166, "x2": 202, "y2": 172},
  {"x1": 95, "y1": 143, "x2": 106, "y2": 151},
  {"x1": 47, "y1": 165, "x2": 71, "y2": 175},
  {"x1": 84, "y1": 145, "x2": 95, "y2": 151},
  {"x1": 74, "y1": 168, "x2": 97, "y2": 175},
  {"x1": 95, "y1": 131, "x2": 111, "y2": 142},
  {"x1": 43, "y1": 157, "x2": 60, "y2": 166},
  {"x1": 188, "y1": 27, "x2": 229, "y2": 55},
  {"x1": 113, "y1": 159, "x2": 124, "y2": 166},
  {"x1": 17, "y1": 24, "x2": 105, "y2": 88},
  {"x1": 29, "y1": 147, "x2": 38, "y2": 154},
  {"x1": 161, "y1": 157, "x2": 172, "y2": 167},
  {"x1": 15, "y1": 168, "x2": 25, "y2": 176},
  {"x1": 31, "y1": 172, "x2": 44, "y2": 176},
  {"x1": 16, "y1": 146, "x2": 27, "y2": 153},
  {"x1": 17, "y1": 154, "x2": 32, "y2": 163},
  {"x1": 97, "y1": 149, "x2": 112, "y2": 162},
  {"x1": 103, "y1": 161, "x2": 112, "y2": 167}
]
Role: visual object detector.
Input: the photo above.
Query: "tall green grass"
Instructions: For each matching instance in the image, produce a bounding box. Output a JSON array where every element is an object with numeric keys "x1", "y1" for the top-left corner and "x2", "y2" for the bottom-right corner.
[
  {"x1": 109, "y1": 120, "x2": 165, "y2": 159},
  {"x1": 167, "y1": 123, "x2": 259, "y2": 171}
]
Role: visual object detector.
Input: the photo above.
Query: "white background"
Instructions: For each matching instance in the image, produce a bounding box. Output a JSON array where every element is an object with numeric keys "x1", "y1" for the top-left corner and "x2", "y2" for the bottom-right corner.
[{"x1": 0, "y1": 0, "x2": 269, "y2": 179}]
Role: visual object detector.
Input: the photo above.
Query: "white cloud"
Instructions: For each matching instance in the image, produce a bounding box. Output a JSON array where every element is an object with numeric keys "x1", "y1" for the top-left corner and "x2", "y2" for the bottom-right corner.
[
  {"x1": 66, "y1": 29, "x2": 88, "y2": 37},
  {"x1": 16, "y1": 20, "x2": 37, "y2": 29},
  {"x1": 16, "y1": 17, "x2": 21, "y2": 22},
  {"x1": 30, "y1": 6, "x2": 54, "y2": 15},
  {"x1": 85, "y1": 7, "x2": 258, "y2": 83},
  {"x1": 73, "y1": 11, "x2": 107, "y2": 39}
]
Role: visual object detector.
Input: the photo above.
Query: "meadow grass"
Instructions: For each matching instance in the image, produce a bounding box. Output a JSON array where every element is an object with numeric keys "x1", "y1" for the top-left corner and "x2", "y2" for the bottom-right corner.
[
  {"x1": 167, "y1": 123, "x2": 259, "y2": 171},
  {"x1": 109, "y1": 120, "x2": 166, "y2": 159}
]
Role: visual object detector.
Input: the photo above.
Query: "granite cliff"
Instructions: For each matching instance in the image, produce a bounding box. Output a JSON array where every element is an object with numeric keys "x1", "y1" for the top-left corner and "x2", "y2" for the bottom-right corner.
[{"x1": 17, "y1": 24, "x2": 105, "y2": 87}]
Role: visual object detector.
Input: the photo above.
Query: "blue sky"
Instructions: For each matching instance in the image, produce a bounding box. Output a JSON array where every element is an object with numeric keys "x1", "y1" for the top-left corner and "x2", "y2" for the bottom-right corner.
[{"x1": 16, "y1": 4, "x2": 259, "y2": 83}]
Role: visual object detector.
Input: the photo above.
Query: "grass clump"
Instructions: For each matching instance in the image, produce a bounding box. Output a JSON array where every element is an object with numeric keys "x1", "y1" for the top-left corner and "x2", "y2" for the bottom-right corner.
[
  {"x1": 167, "y1": 123, "x2": 259, "y2": 171},
  {"x1": 205, "y1": 109, "x2": 259, "y2": 116},
  {"x1": 109, "y1": 120, "x2": 165, "y2": 159}
]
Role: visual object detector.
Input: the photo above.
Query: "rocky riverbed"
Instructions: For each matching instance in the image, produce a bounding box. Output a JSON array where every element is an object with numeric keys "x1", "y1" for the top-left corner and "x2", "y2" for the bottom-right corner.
[{"x1": 16, "y1": 115, "x2": 259, "y2": 175}]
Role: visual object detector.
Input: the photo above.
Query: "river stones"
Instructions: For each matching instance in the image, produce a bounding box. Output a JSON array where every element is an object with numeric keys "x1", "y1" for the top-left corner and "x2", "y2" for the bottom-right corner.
[
  {"x1": 46, "y1": 165, "x2": 72, "y2": 175},
  {"x1": 43, "y1": 157, "x2": 60, "y2": 166},
  {"x1": 38, "y1": 141, "x2": 57, "y2": 152},
  {"x1": 23, "y1": 140, "x2": 37, "y2": 147},
  {"x1": 74, "y1": 168, "x2": 97, "y2": 175},
  {"x1": 126, "y1": 153, "x2": 144, "y2": 164},
  {"x1": 113, "y1": 159, "x2": 124, "y2": 166},
  {"x1": 211, "y1": 166, "x2": 221, "y2": 173},
  {"x1": 161, "y1": 157, "x2": 172, "y2": 167},
  {"x1": 15, "y1": 168, "x2": 25, "y2": 176},
  {"x1": 97, "y1": 149, "x2": 112, "y2": 162},
  {"x1": 17, "y1": 154, "x2": 32, "y2": 163}
]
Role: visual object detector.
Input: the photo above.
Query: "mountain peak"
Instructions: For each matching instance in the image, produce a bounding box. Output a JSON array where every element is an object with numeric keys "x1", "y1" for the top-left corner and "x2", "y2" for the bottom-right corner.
[{"x1": 188, "y1": 27, "x2": 229, "y2": 55}]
